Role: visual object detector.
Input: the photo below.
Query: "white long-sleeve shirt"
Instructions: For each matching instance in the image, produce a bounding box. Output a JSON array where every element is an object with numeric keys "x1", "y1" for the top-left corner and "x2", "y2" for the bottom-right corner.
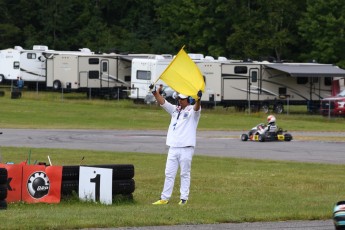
[{"x1": 160, "y1": 101, "x2": 201, "y2": 147}]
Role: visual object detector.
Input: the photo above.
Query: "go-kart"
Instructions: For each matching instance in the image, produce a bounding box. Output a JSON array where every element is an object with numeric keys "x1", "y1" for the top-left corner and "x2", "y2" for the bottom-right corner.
[{"x1": 241, "y1": 124, "x2": 292, "y2": 142}]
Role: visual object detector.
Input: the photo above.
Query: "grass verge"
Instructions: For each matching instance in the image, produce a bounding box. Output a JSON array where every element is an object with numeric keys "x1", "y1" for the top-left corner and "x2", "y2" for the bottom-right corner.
[
  {"x1": 0, "y1": 147, "x2": 342, "y2": 229},
  {"x1": 0, "y1": 90, "x2": 344, "y2": 131}
]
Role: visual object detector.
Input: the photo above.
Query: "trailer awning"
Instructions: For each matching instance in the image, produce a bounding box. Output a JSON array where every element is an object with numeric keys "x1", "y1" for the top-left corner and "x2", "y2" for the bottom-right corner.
[
  {"x1": 118, "y1": 56, "x2": 137, "y2": 61},
  {"x1": 264, "y1": 64, "x2": 345, "y2": 77}
]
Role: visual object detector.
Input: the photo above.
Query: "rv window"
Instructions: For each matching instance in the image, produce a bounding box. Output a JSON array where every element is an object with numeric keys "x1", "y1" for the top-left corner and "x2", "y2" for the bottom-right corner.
[
  {"x1": 89, "y1": 71, "x2": 99, "y2": 79},
  {"x1": 234, "y1": 66, "x2": 248, "y2": 74},
  {"x1": 297, "y1": 77, "x2": 308, "y2": 84},
  {"x1": 251, "y1": 71, "x2": 257, "y2": 82},
  {"x1": 279, "y1": 87, "x2": 287, "y2": 95},
  {"x1": 13, "y1": 61, "x2": 20, "y2": 69},
  {"x1": 27, "y1": 53, "x2": 36, "y2": 59},
  {"x1": 89, "y1": 58, "x2": 99, "y2": 65},
  {"x1": 325, "y1": 77, "x2": 332, "y2": 86},
  {"x1": 125, "y1": 76, "x2": 131, "y2": 82},
  {"x1": 312, "y1": 77, "x2": 319, "y2": 83},
  {"x1": 137, "y1": 70, "x2": 151, "y2": 80},
  {"x1": 102, "y1": 62, "x2": 108, "y2": 72}
]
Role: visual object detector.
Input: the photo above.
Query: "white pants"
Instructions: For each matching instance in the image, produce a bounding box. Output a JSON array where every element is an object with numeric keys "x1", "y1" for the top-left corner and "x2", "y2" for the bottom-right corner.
[{"x1": 161, "y1": 146, "x2": 194, "y2": 201}]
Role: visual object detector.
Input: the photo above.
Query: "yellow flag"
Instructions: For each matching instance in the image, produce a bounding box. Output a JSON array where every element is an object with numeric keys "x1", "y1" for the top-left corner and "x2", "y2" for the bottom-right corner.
[{"x1": 157, "y1": 47, "x2": 205, "y2": 99}]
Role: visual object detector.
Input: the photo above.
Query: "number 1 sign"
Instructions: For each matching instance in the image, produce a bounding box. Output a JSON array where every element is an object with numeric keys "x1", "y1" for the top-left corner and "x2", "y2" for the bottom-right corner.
[{"x1": 79, "y1": 166, "x2": 113, "y2": 205}]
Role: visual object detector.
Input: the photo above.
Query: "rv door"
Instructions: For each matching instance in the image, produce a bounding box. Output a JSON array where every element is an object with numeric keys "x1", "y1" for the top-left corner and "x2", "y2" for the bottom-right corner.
[
  {"x1": 249, "y1": 68, "x2": 259, "y2": 101},
  {"x1": 101, "y1": 59, "x2": 109, "y2": 88}
]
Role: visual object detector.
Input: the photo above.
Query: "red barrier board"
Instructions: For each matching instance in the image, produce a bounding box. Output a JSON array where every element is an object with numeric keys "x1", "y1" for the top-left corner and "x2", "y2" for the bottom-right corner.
[{"x1": 0, "y1": 164, "x2": 62, "y2": 203}]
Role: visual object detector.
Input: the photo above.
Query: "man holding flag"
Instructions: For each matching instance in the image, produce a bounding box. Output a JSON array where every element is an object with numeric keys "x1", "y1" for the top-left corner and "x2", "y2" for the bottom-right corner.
[{"x1": 150, "y1": 47, "x2": 204, "y2": 205}]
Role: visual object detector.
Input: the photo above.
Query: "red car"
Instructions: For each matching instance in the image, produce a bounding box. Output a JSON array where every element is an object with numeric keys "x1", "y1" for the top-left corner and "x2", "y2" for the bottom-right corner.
[{"x1": 320, "y1": 90, "x2": 345, "y2": 116}]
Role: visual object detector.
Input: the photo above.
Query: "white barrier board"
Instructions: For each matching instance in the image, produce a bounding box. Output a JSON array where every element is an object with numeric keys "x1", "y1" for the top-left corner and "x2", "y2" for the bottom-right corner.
[{"x1": 79, "y1": 166, "x2": 113, "y2": 205}]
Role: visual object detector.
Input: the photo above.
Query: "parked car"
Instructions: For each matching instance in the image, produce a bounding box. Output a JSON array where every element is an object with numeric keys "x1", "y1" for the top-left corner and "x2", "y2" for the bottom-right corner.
[{"x1": 320, "y1": 89, "x2": 345, "y2": 116}]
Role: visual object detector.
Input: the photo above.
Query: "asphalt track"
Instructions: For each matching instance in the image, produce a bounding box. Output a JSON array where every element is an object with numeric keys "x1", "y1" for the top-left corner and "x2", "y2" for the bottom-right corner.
[
  {"x1": 0, "y1": 129, "x2": 344, "y2": 229},
  {"x1": 1, "y1": 129, "x2": 345, "y2": 164}
]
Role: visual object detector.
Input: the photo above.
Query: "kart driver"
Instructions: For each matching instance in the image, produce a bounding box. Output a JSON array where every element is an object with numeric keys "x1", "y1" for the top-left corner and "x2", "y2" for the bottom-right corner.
[{"x1": 257, "y1": 115, "x2": 277, "y2": 135}]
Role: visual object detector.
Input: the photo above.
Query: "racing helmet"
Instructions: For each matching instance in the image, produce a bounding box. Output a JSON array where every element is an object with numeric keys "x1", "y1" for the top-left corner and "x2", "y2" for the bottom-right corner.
[{"x1": 267, "y1": 115, "x2": 276, "y2": 124}]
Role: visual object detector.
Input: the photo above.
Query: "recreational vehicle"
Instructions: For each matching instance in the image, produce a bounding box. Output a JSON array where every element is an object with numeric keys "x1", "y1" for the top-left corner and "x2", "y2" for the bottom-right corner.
[
  {"x1": 45, "y1": 52, "x2": 149, "y2": 98},
  {"x1": 130, "y1": 54, "x2": 234, "y2": 107},
  {"x1": 19, "y1": 45, "x2": 54, "y2": 88},
  {"x1": 130, "y1": 54, "x2": 345, "y2": 112},
  {"x1": 130, "y1": 55, "x2": 173, "y2": 102},
  {"x1": 220, "y1": 61, "x2": 345, "y2": 113},
  {"x1": 0, "y1": 46, "x2": 21, "y2": 84}
]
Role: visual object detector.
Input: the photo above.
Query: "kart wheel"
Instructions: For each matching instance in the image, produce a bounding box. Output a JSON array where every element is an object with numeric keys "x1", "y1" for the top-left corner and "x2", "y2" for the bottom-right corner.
[
  {"x1": 241, "y1": 134, "x2": 248, "y2": 141},
  {"x1": 284, "y1": 133, "x2": 292, "y2": 141},
  {"x1": 258, "y1": 134, "x2": 265, "y2": 142}
]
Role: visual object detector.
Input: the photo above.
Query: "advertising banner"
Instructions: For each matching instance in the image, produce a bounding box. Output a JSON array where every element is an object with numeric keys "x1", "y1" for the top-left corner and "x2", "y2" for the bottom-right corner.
[{"x1": 21, "y1": 165, "x2": 63, "y2": 203}]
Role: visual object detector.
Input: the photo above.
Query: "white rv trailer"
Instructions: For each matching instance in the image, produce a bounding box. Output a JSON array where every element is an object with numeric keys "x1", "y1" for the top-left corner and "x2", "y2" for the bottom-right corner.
[
  {"x1": 220, "y1": 61, "x2": 345, "y2": 113},
  {"x1": 18, "y1": 45, "x2": 54, "y2": 88},
  {"x1": 130, "y1": 55, "x2": 345, "y2": 112},
  {"x1": 45, "y1": 52, "x2": 151, "y2": 98},
  {"x1": 129, "y1": 54, "x2": 234, "y2": 107},
  {"x1": 44, "y1": 49, "x2": 96, "y2": 90},
  {"x1": 129, "y1": 55, "x2": 173, "y2": 102},
  {"x1": 1, "y1": 45, "x2": 92, "y2": 88},
  {"x1": 0, "y1": 46, "x2": 22, "y2": 83}
]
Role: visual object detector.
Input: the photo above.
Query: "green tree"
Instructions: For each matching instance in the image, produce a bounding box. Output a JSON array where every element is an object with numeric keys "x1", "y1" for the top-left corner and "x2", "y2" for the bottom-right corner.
[
  {"x1": 155, "y1": 0, "x2": 235, "y2": 56},
  {"x1": 0, "y1": 0, "x2": 23, "y2": 48},
  {"x1": 227, "y1": 0, "x2": 304, "y2": 61},
  {"x1": 298, "y1": 0, "x2": 345, "y2": 67}
]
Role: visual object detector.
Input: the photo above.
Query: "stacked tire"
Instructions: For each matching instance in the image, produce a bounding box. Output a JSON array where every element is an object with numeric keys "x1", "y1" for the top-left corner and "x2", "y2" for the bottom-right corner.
[
  {"x1": 61, "y1": 164, "x2": 135, "y2": 200},
  {"x1": 0, "y1": 168, "x2": 8, "y2": 210}
]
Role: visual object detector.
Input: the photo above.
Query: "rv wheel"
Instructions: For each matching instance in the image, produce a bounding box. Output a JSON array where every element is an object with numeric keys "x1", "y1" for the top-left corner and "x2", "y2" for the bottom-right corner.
[
  {"x1": 53, "y1": 80, "x2": 62, "y2": 90},
  {"x1": 261, "y1": 104, "x2": 269, "y2": 114},
  {"x1": 274, "y1": 103, "x2": 284, "y2": 114}
]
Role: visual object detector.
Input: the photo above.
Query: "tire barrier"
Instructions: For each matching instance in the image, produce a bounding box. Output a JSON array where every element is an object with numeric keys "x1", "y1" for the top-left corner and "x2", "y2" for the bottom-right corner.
[
  {"x1": 0, "y1": 168, "x2": 7, "y2": 210},
  {"x1": 62, "y1": 164, "x2": 134, "y2": 181},
  {"x1": 0, "y1": 184, "x2": 7, "y2": 200},
  {"x1": 61, "y1": 179, "x2": 135, "y2": 196},
  {"x1": 10, "y1": 91, "x2": 22, "y2": 99},
  {"x1": 0, "y1": 168, "x2": 7, "y2": 184},
  {"x1": 61, "y1": 164, "x2": 135, "y2": 199},
  {"x1": 0, "y1": 164, "x2": 135, "y2": 206}
]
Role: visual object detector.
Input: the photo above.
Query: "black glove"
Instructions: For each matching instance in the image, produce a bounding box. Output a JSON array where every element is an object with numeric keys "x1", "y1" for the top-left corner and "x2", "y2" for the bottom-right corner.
[
  {"x1": 197, "y1": 90, "x2": 202, "y2": 99},
  {"x1": 149, "y1": 84, "x2": 157, "y2": 95}
]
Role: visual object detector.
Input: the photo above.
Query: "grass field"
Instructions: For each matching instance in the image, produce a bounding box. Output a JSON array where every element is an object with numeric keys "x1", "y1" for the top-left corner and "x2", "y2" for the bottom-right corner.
[
  {"x1": 0, "y1": 147, "x2": 344, "y2": 229},
  {"x1": 0, "y1": 89, "x2": 344, "y2": 229},
  {"x1": 0, "y1": 88, "x2": 344, "y2": 131}
]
